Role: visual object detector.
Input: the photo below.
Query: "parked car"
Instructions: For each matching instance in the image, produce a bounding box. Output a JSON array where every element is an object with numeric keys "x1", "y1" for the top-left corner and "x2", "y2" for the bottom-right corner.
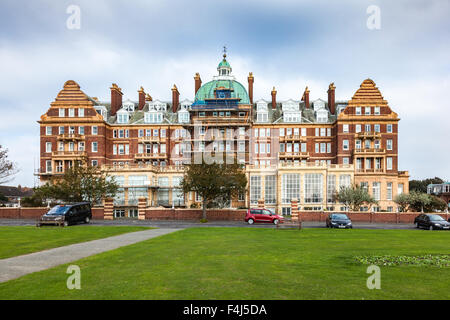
[
  {"x1": 245, "y1": 208, "x2": 284, "y2": 225},
  {"x1": 38, "y1": 202, "x2": 92, "y2": 227},
  {"x1": 414, "y1": 214, "x2": 450, "y2": 230},
  {"x1": 326, "y1": 213, "x2": 353, "y2": 229}
]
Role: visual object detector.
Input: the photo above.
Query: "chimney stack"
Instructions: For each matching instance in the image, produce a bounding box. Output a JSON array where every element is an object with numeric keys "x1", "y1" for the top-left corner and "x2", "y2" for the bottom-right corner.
[
  {"x1": 302, "y1": 86, "x2": 310, "y2": 109},
  {"x1": 138, "y1": 87, "x2": 146, "y2": 110},
  {"x1": 248, "y1": 72, "x2": 254, "y2": 104},
  {"x1": 172, "y1": 84, "x2": 180, "y2": 113},
  {"x1": 328, "y1": 82, "x2": 336, "y2": 115},
  {"x1": 271, "y1": 87, "x2": 277, "y2": 109},
  {"x1": 194, "y1": 73, "x2": 202, "y2": 95},
  {"x1": 110, "y1": 83, "x2": 123, "y2": 116}
]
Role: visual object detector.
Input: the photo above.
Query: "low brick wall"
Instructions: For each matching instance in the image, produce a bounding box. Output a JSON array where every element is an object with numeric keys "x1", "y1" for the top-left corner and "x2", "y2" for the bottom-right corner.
[
  {"x1": 0, "y1": 207, "x2": 105, "y2": 220},
  {"x1": 145, "y1": 208, "x2": 247, "y2": 221},
  {"x1": 1, "y1": 206, "x2": 448, "y2": 223},
  {"x1": 298, "y1": 211, "x2": 450, "y2": 224}
]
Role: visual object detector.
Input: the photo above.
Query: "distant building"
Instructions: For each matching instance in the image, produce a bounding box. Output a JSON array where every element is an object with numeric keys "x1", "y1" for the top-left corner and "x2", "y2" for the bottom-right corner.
[
  {"x1": 37, "y1": 52, "x2": 409, "y2": 217},
  {"x1": 0, "y1": 185, "x2": 33, "y2": 207},
  {"x1": 427, "y1": 182, "x2": 450, "y2": 208}
]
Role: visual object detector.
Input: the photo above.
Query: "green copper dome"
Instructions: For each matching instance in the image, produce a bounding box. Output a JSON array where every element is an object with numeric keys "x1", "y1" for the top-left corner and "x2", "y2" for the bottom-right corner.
[
  {"x1": 194, "y1": 79, "x2": 250, "y2": 105},
  {"x1": 218, "y1": 59, "x2": 231, "y2": 69}
]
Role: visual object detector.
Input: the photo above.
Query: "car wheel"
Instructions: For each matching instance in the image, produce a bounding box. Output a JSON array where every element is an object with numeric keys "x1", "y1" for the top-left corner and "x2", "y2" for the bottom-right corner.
[
  {"x1": 429, "y1": 225, "x2": 433, "y2": 231},
  {"x1": 85, "y1": 217, "x2": 90, "y2": 224},
  {"x1": 273, "y1": 219, "x2": 279, "y2": 225},
  {"x1": 248, "y1": 219, "x2": 254, "y2": 225}
]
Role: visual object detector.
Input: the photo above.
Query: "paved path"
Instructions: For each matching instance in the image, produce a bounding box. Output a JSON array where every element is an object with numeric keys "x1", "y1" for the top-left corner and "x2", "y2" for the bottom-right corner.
[{"x1": 0, "y1": 228, "x2": 179, "y2": 283}]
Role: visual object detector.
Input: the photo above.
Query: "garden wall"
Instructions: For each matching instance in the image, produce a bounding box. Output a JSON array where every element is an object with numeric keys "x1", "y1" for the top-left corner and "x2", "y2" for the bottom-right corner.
[
  {"x1": 0, "y1": 207, "x2": 448, "y2": 223},
  {"x1": 0, "y1": 207, "x2": 104, "y2": 220},
  {"x1": 145, "y1": 208, "x2": 247, "y2": 221}
]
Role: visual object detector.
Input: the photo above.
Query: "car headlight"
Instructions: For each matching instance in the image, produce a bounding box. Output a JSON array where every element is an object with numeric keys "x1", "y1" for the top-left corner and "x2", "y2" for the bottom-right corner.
[
  {"x1": 331, "y1": 222, "x2": 337, "y2": 224},
  {"x1": 434, "y1": 223, "x2": 441, "y2": 227},
  {"x1": 347, "y1": 222, "x2": 352, "y2": 225}
]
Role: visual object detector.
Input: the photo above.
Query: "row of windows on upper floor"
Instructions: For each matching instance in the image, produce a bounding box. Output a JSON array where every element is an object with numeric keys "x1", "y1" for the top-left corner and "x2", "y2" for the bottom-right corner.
[
  {"x1": 355, "y1": 106, "x2": 382, "y2": 115},
  {"x1": 45, "y1": 126, "x2": 98, "y2": 135},
  {"x1": 343, "y1": 123, "x2": 394, "y2": 133},
  {"x1": 256, "y1": 109, "x2": 330, "y2": 123},
  {"x1": 58, "y1": 108, "x2": 85, "y2": 117},
  {"x1": 45, "y1": 141, "x2": 98, "y2": 153}
]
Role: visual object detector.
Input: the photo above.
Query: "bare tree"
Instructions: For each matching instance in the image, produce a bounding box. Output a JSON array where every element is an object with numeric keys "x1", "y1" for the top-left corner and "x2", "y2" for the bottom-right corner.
[{"x1": 0, "y1": 145, "x2": 18, "y2": 184}]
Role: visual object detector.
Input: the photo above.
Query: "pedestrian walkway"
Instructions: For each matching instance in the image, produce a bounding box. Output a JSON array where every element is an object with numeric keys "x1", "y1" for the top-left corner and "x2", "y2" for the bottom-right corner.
[{"x1": 0, "y1": 228, "x2": 180, "y2": 283}]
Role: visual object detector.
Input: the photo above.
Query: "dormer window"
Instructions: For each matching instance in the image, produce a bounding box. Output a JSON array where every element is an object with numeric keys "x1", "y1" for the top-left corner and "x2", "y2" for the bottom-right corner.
[
  {"x1": 317, "y1": 110, "x2": 328, "y2": 123},
  {"x1": 178, "y1": 110, "x2": 190, "y2": 123},
  {"x1": 117, "y1": 112, "x2": 129, "y2": 124},
  {"x1": 283, "y1": 111, "x2": 301, "y2": 123},
  {"x1": 144, "y1": 111, "x2": 163, "y2": 123},
  {"x1": 257, "y1": 111, "x2": 268, "y2": 123}
]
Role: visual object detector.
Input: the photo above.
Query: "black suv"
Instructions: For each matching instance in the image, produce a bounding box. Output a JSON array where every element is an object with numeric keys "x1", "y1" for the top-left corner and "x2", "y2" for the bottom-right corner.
[
  {"x1": 414, "y1": 214, "x2": 450, "y2": 230},
  {"x1": 326, "y1": 213, "x2": 353, "y2": 229},
  {"x1": 39, "y1": 202, "x2": 92, "y2": 227}
]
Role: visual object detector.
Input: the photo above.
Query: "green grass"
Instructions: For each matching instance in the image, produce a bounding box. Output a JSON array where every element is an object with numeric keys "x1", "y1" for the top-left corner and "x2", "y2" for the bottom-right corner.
[
  {"x1": 0, "y1": 226, "x2": 150, "y2": 259},
  {"x1": 0, "y1": 228, "x2": 449, "y2": 300}
]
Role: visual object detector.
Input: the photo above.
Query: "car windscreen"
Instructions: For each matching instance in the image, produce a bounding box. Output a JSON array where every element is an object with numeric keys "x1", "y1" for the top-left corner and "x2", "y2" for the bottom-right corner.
[
  {"x1": 428, "y1": 215, "x2": 445, "y2": 221},
  {"x1": 47, "y1": 205, "x2": 70, "y2": 215},
  {"x1": 331, "y1": 214, "x2": 349, "y2": 220}
]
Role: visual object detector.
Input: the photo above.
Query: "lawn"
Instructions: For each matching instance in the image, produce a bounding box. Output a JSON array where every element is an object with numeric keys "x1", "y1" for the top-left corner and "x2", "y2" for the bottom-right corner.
[
  {"x1": 0, "y1": 228, "x2": 449, "y2": 299},
  {"x1": 0, "y1": 225, "x2": 150, "y2": 259}
]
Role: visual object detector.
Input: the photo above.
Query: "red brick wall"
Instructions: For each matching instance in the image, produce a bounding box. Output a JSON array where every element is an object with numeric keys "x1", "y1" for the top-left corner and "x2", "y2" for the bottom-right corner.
[
  {"x1": 145, "y1": 208, "x2": 246, "y2": 221},
  {"x1": 0, "y1": 207, "x2": 104, "y2": 220},
  {"x1": 298, "y1": 211, "x2": 449, "y2": 223}
]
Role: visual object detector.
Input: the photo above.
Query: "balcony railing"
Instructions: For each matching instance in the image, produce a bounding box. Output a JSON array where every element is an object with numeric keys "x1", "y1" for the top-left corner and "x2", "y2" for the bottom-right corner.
[
  {"x1": 279, "y1": 135, "x2": 307, "y2": 141},
  {"x1": 278, "y1": 152, "x2": 310, "y2": 159},
  {"x1": 52, "y1": 151, "x2": 86, "y2": 158},
  {"x1": 57, "y1": 133, "x2": 84, "y2": 141},
  {"x1": 134, "y1": 153, "x2": 168, "y2": 160},
  {"x1": 138, "y1": 136, "x2": 167, "y2": 143},
  {"x1": 354, "y1": 148, "x2": 385, "y2": 154},
  {"x1": 355, "y1": 131, "x2": 382, "y2": 139}
]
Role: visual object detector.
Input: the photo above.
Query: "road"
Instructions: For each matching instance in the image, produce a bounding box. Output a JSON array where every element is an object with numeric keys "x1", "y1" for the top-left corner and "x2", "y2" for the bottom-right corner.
[{"x1": 0, "y1": 218, "x2": 419, "y2": 230}]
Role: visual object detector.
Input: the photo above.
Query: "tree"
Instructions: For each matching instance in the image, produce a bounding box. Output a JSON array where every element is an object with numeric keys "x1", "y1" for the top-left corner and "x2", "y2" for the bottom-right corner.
[
  {"x1": 0, "y1": 145, "x2": 18, "y2": 184},
  {"x1": 424, "y1": 195, "x2": 447, "y2": 213},
  {"x1": 181, "y1": 163, "x2": 247, "y2": 220},
  {"x1": 394, "y1": 193, "x2": 410, "y2": 212},
  {"x1": 335, "y1": 184, "x2": 378, "y2": 212},
  {"x1": 36, "y1": 163, "x2": 119, "y2": 205},
  {"x1": 409, "y1": 177, "x2": 444, "y2": 193},
  {"x1": 408, "y1": 191, "x2": 432, "y2": 212}
]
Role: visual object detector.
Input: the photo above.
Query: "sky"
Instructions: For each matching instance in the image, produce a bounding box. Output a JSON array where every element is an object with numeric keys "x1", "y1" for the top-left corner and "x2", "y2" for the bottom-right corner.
[{"x1": 0, "y1": 0, "x2": 449, "y2": 187}]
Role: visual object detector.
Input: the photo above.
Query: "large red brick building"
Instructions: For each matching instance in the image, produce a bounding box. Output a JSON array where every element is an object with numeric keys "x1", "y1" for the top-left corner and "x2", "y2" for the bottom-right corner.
[{"x1": 38, "y1": 53, "x2": 409, "y2": 217}]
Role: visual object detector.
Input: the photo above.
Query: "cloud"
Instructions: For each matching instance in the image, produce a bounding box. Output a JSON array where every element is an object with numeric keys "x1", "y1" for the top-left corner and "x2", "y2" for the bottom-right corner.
[{"x1": 0, "y1": 0, "x2": 449, "y2": 186}]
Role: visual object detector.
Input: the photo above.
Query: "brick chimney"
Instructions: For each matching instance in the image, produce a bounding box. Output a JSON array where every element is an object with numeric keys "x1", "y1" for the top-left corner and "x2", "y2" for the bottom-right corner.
[
  {"x1": 302, "y1": 86, "x2": 310, "y2": 109},
  {"x1": 271, "y1": 87, "x2": 277, "y2": 109},
  {"x1": 138, "y1": 87, "x2": 146, "y2": 110},
  {"x1": 110, "y1": 83, "x2": 123, "y2": 116},
  {"x1": 172, "y1": 84, "x2": 179, "y2": 113},
  {"x1": 328, "y1": 82, "x2": 336, "y2": 115},
  {"x1": 248, "y1": 72, "x2": 254, "y2": 104},
  {"x1": 194, "y1": 73, "x2": 202, "y2": 95}
]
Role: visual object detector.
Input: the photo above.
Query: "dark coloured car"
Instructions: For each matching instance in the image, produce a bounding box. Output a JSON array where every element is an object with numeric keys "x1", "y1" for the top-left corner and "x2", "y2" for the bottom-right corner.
[
  {"x1": 37, "y1": 202, "x2": 92, "y2": 227},
  {"x1": 414, "y1": 214, "x2": 450, "y2": 230},
  {"x1": 245, "y1": 208, "x2": 284, "y2": 225},
  {"x1": 326, "y1": 213, "x2": 353, "y2": 229}
]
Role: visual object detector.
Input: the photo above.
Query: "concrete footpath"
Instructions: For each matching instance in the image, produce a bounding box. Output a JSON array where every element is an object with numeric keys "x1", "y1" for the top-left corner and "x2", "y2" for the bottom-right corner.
[{"x1": 0, "y1": 228, "x2": 180, "y2": 283}]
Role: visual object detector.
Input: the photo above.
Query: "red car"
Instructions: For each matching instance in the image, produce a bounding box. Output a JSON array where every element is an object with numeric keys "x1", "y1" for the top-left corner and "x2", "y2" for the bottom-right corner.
[{"x1": 245, "y1": 208, "x2": 284, "y2": 225}]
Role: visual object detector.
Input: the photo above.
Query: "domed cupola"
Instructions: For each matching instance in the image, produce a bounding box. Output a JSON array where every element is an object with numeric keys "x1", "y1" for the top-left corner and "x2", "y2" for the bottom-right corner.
[{"x1": 217, "y1": 52, "x2": 232, "y2": 76}]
